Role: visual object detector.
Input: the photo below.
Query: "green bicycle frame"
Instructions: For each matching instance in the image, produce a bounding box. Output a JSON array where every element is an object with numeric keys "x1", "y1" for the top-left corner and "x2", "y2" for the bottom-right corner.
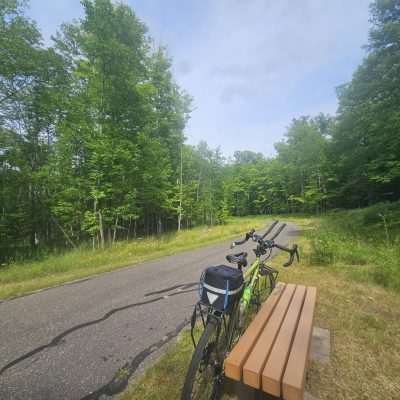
[{"x1": 239, "y1": 256, "x2": 262, "y2": 312}]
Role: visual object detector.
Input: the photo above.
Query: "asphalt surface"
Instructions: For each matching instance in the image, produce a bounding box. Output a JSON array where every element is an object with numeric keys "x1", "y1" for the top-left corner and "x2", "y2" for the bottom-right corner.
[{"x1": 0, "y1": 222, "x2": 300, "y2": 400}]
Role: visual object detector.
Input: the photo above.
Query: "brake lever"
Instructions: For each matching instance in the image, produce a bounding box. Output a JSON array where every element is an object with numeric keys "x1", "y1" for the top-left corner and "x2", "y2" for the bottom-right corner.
[
  {"x1": 230, "y1": 228, "x2": 255, "y2": 249},
  {"x1": 283, "y1": 244, "x2": 299, "y2": 267}
]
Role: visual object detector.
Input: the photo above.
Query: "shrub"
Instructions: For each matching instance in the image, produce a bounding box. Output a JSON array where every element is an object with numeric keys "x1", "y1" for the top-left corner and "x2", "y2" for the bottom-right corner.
[{"x1": 308, "y1": 201, "x2": 400, "y2": 291}]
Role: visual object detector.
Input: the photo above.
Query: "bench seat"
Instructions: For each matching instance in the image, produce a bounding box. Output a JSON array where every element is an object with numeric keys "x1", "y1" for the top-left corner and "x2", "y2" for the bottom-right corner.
[{"x1": 224, "y1": 282, "x2": 317, "y2": 400}]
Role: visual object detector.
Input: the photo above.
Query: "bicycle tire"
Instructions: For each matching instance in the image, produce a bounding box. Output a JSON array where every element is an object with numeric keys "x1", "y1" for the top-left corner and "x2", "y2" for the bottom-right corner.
[
  {"x1": 226, "y1": 300, "x2": 243, "y2": 350},
  {"x1": 181, "y1": 320, "x2": 224, "y2": 400}
]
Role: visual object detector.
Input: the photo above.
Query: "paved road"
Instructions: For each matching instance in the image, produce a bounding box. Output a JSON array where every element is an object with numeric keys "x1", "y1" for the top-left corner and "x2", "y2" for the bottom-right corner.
[{"x1": 0, "y1": 222, "x2": 300, "y2": 400}]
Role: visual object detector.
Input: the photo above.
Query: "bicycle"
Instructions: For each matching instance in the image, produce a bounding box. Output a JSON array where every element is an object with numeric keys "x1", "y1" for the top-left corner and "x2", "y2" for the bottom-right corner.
[{"x1": 181, "y1": 220, "x2": 299, "y2": 400}]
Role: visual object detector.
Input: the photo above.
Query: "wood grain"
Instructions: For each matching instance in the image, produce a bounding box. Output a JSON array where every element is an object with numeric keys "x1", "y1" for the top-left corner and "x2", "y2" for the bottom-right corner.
[{"x1": 224, "y1": 282, "x2": 286, "y2": 381}]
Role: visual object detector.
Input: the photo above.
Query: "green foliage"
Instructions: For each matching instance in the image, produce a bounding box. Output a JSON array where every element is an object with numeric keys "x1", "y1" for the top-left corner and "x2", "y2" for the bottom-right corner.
[
  {"x1": 0, "y1": 0, "x2": 68, "y2": 260},
  {"x1": 308, "y1": 201, "x2": 400, "y2": 291},
  {"x1": 0, "y1": 0, "x2": 193, "y2": 260},
  {"x1": 1, "y1": 0, "x2": 400, "y2": 266},
  {"x1": 332, "y1": 0, "x2": 400, "y2": 206},
  {"x1": 221, "y1": 115, "x2": 334, "y2": 217}
]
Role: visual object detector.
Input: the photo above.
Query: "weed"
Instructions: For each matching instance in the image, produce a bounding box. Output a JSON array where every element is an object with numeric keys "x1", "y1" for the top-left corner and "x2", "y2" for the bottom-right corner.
[{"x1": 308, "y1": 201, "x2": 400, "y2": 291}]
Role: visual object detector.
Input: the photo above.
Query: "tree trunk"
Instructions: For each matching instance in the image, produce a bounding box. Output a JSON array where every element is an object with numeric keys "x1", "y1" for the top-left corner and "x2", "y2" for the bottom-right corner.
[
  {"x1": 51, "y1": 216, "x2": 77, "y2": 248},
  {"x1": 196, "y1": 170, "x2": 202, "y2": 202},
  {"x1": 107, "y1": 227, "x2": 112, "y2": 246},
  {"x1": 178, "y1": 145, "x2": 183, "y2": 231},
  {"x1": 128, "y1": 217, "x2": 132, "y2": 240},
  {"x1": 157, "y1": 216, "x2": 162, "y2": 234},
  {"x1": 98, "y1": 209, "x2": 105, "y2": 249}
]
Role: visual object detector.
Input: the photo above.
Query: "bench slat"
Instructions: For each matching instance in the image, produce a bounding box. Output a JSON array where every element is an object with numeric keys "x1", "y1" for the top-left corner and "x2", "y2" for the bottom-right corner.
[
  {"x1": 224, "y1": 282, "x2": 286, "y2": 381},
  {"x1": 242, "y1": 283, "x2": 297, "y2": 389},
  {"x1": 282, "y1": 287, "x2": 317, "y2": 400},
  {"x1": 262, "y1": 285, "x2": 307, "y2": 397}
]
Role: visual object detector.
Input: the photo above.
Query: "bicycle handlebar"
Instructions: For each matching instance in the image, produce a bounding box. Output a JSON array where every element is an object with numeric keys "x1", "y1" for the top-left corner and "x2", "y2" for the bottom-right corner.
[
  {"x1": 270, "y1": 223, "x2": 286, "y2": 240},
  {"x1": 274, "y1": 243, "x2": 300, "y2": 267},
  {"x1": 261, "y1": 220, "x2": 279, "y2": 239},
  {"x1": 252, "y1": 223, "x2": 286, "y2": 243},
  {"x1": 231, "y1": 220, "x2": 281, "y2": 248},
  {"x1": 230, "y1": 228, "x2": 255, "y2": 248},
  {"x1": 229, "y1": 221, "x2": 299, "y2": 267}
]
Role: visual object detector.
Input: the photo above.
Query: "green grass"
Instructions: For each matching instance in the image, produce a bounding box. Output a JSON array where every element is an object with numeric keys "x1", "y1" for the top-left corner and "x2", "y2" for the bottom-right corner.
[
  {"x1": 119, "y1": 208, "x2": 400, "y2": 400},
  {"x1": 308, "y1": 201, "x2": 400, "y2": 291},
  {"x1": 277, "y1": 231, "x2": 400, "y2": 400},
  {"x1": 117, "y1": 328, "x2": 198, "y2": 400},
  {"x1": 0, "y1": 216, "x2": 270, "y2": 300}
]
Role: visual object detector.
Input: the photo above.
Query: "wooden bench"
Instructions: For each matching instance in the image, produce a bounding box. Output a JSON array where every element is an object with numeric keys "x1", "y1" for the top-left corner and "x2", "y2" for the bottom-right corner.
[{"x1": 224, "y1": 283, "x2": 317, "y2": 400}]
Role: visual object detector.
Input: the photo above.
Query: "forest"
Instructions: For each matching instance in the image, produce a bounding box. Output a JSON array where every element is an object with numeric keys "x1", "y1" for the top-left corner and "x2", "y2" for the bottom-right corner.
[{"x1": 1, "y1": 0, "x2": 399, "y2": 263}]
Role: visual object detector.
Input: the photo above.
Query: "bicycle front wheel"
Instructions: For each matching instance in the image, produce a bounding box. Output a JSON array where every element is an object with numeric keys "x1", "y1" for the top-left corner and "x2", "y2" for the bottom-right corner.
[{"x1": 181, "y1": 320, "x2": 224, "y2": 400}]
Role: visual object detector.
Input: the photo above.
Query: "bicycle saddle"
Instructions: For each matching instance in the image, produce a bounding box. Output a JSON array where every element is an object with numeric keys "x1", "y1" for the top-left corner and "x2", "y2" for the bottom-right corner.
[{"x1": 226, "y1": 252, "x2": 248, "y2": 267}]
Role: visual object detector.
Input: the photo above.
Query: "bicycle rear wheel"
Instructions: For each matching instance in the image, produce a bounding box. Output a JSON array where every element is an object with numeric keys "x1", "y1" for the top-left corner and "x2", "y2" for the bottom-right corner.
[{"x1": 181, "y1": 319, "x2": 225, "y2": 400}]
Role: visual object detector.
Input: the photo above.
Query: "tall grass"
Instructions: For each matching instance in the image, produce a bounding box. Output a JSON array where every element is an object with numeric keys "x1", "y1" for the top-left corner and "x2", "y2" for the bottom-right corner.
[
  {"x1": 308, "y1": 201, "x2": 400, "y2": 291},
  {"x1": 0, "y1": 216, "x2": 268, "y2": 300}
]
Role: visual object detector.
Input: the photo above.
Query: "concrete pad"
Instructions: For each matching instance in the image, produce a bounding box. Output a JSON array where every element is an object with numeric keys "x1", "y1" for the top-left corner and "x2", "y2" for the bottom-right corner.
[{"x1": 310, "y1": 327, "x2": 330, "y2": 364}]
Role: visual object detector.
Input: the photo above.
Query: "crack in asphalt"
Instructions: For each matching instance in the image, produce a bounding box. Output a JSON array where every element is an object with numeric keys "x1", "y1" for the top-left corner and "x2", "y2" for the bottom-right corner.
[
  {"x1": 0, "y1": 285, "x2": 197, "y2": 377},
  {"x1": 80, "y1": 319, "x2": 189, "y2": 400},
  {"x1": 144, "y1": 282, "x2": 197, "y2": 297}
]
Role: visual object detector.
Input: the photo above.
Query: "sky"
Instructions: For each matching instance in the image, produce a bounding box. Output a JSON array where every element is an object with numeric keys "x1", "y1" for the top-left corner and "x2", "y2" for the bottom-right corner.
[{"x1": 27, "y1": 0, "x2": 372, "y2": 157}]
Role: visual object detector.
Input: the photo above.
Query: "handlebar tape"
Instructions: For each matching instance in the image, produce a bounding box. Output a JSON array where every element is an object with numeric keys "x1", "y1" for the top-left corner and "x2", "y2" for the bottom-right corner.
[
  {"x1": 270, "y1": 223, "x2": 286, "y2": 240},
  {"x1": 283, "y1": 244, "x2": 300, "y2": 267},
  {"x1": 233, "y1": 229, "x2": 255, "y2": 246},
  {"x1": 274, "y1": 242, "x2": 291, "y2": 252},
  {"x1": 261, "y1": 220, "x2": 279, "y2": 239}
]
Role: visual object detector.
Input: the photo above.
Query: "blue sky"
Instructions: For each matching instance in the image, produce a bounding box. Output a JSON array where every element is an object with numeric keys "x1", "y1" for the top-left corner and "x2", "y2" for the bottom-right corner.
[{"x1": 27, "y1": 0, "x2": 371, "y2": 157}]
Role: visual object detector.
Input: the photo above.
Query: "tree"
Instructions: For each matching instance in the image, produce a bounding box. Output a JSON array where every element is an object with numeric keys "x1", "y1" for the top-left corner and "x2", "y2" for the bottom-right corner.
[
  {"x1": 274, "y1": 116, "x2": 333, "y2": 213},
  {"x1": 332, "y1": 0, "x2": 400, "y2": 206},
  {"x1": 51, "y1": 0, "x2": 188, "y2": 245},
  {"x1": 0, "y1": 0, "x2": 67, "y2": 259}
]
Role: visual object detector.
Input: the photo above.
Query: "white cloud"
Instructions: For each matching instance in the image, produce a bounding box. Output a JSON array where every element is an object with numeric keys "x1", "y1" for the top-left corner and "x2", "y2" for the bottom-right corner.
[
  {"x1": 28, "y1": 0, "x2": 371, "y2": 156},
  {"x1": 167, "y1": 0, "x2": 371, "y2": 156}
]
